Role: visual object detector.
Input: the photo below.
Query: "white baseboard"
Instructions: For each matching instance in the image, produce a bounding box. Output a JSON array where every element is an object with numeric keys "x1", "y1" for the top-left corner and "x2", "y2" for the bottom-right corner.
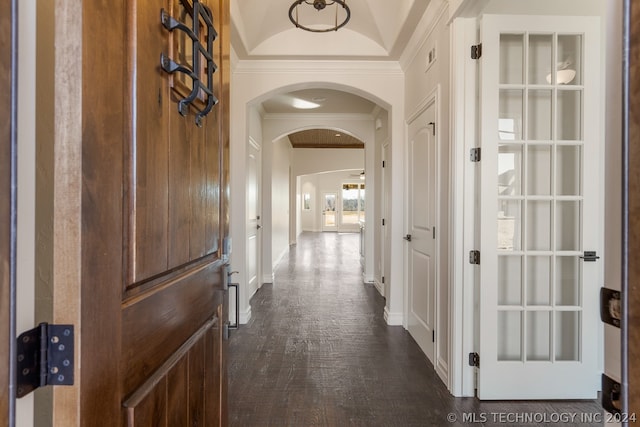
[
  {"x1": 383, "y1": 307, "x2": 403, "y2": 326},
  {"x1": 436, "y1": 358, "x2": 449, "y2": 387},
  {"x1": 363, "y1": 274, "x2": 374, "y2": 284},
  {"x1": 262, "y1": 273, "x2": 274, "y2": 284},
  {"x1": 239, "y1": 305, "x2": 252, "y2": 325},
  {"x1": 373, "y1": 278, "x2": 385, "y2": 297}
]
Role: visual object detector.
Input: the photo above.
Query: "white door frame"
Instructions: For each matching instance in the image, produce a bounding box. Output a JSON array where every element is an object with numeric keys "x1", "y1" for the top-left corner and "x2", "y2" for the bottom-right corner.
[
  {"x1": 449, "y1": 12, "x2": 604, "y2": 398},
  {"x1": 449, "y1": 15, "x2": 481, "y2": 398},
  {"x1": 404, "y1": 86, "x2": 441, "y2": 378}
]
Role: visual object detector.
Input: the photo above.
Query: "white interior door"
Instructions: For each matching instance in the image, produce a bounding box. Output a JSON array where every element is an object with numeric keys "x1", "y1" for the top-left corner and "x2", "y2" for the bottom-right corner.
[
  {"x1": 406, "y1": 102, "x2": 437, "y2": 364},
  {"x1": 247, "y1": 139, "x2": 261, "y2": 296},
  {"x1": 478, "y1": 15, "x2": 601, "y2": 399},
  {"x1": 321, "y1": 192, "x2": 338, "y2": 232}
]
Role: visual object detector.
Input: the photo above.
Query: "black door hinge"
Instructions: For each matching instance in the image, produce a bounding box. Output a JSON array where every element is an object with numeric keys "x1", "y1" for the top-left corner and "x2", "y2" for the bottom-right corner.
[
  {"x1": 470, "y1": 148, "x2": 481, "y2": 162},
  {"x1": 601, "y1": 374, "x2": 621, "y2": 416},
  {"x1": 469, "y1": 352, "x2": 480, "y2": 368},
  {"x1": 600, "y1": 287, "x2": 621, "y2": 328},
  {"x1": 432, "y1": 330, "x2": 435, "y2": 343},
  {"x1": 16, "y1": 323, "x2": 74, "y2": 398},
  {"x1": 428, "y1": 121, "x2": 436, "y2": 136},
  {"x1": 381, "y1": 276, "x2": 385, "y2": 284},
  {"x1": 382, "y1": 218, "x2": 386, "y2": 226},
  {"x1": 382, "y1": 160, "x2": 386, "y2": 168},
  {"x1": 469, "y1": 250, "x2": 480, "y2": 265},
  {"x1": 471, "y1": 43, "x2": 482, "y2": 59}
]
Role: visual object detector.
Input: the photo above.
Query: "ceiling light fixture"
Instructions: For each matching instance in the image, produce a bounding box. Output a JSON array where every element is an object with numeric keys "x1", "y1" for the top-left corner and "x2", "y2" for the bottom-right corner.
[{"x1": 289, "y1": 0, "x2": 351, "y2": 33}]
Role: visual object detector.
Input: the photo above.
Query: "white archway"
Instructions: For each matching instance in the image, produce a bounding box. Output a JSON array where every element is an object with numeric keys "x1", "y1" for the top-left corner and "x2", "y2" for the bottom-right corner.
[{"x1": 230, "y1": 63, "x2": 405, "y2": 327}]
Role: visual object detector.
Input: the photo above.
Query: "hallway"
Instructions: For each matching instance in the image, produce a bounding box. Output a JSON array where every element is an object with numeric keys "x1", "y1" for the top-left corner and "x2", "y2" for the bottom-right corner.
[{"x1": 228, "y1": 232, "x2": 602, "y2": 426}]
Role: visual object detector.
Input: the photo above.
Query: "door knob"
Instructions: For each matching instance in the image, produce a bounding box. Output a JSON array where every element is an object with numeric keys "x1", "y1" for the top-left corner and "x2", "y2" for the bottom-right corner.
[
  {"x1": 257, "y1": 224, "x2": 261, "y2": 229},
  {"x1": 403, "y1": 234, "x2": 412, "y2": 242}
]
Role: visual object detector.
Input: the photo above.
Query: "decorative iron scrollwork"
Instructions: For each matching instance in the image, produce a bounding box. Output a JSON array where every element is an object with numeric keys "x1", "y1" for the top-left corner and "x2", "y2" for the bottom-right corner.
[{"x1": 160, "y1": 1, "x2": 218, "y2": 127}]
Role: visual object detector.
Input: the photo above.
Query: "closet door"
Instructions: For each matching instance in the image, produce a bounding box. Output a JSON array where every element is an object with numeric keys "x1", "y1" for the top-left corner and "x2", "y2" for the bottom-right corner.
[{"x1": 478, "y1": 14, "x2": 602, "y2": 399}]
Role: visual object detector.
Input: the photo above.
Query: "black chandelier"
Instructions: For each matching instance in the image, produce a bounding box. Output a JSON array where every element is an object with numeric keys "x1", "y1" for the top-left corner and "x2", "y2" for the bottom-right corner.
[{"x1": 288, "y1": 0, "x2": 351, "y2": 33}]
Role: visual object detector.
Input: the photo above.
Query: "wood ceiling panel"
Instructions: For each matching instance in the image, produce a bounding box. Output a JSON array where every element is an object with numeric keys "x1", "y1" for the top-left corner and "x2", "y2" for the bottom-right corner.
[{"x1": 288, "y1": 129, "x2": 364, "y2": 149}]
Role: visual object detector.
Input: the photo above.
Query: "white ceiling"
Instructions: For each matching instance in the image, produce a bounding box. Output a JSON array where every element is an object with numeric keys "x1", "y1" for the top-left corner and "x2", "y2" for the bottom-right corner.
[
  {"x1": 232, "y1": 1, "x2": 430, "y2": 129},
  {"x1": 231, "y1": 0, "x2": 431, "y2": 61}
]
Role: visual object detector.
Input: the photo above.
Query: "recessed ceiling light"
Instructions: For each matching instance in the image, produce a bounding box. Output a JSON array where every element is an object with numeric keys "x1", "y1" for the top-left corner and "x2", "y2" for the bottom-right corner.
[
  {"x1": 291, "y1": 98, "x2": 321, "y2": 109},
  {"x1": 335, "y1": 133, "x2": 341, "y2": 137}
]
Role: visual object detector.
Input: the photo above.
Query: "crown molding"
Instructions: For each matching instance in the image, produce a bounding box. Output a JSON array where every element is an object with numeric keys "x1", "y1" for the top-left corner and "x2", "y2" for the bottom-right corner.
[
  {"x1": 232, "y1": 59, "x2": 403, "y2": 75},
  {"x1": 262, "y1": 112, "x2": 375, "y2": 121}
]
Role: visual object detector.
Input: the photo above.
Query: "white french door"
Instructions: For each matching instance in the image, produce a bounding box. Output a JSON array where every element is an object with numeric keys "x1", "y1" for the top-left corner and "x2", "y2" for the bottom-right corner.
[
  {"x1": 406, "y1": 101, "x2": 437, "y2": 365},
  {"x1": 478, "y1": 15, "x2": 602, "y2": 399},
  {"x1": 321, "y1": 192, "x2": 338, "y2": 232}
]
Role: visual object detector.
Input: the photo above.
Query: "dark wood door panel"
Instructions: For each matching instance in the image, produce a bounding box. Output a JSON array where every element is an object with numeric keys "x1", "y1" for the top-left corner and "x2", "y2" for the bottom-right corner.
[
  {"x1": 127, "y1": 0, "x2": 172, "y2": 285},
  {"x1": 128, "y1": 0, "x2": 224, "y2": 288},
  {"x1": 123, "y1": 314, "x2": 222, "y2": 427},
  {"x1": 121, "y1": 262, "x2": 224, "y2": 395}
]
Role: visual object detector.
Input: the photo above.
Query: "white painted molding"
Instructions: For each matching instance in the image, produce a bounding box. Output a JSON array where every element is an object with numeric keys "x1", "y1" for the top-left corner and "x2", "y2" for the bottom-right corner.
[
  {"x1": 363, "y1": 274, "x2": 374, "y2": 284},
  {"x1": 233, "y1": 59, "x2": 403, "y2": 74},
  {"x1": 374, "y1": 279, "x2": 385, "y2": 297},
  {"x1": 436, "y1": 358, "x2": 449, "y2": 386},
  {"x1": 262, "y1": 273, "x2": 274, "y2": 284},
  {"x1": 263, "y1": 113, "x2": 375, "y2": 121},
  {"x1": 383, "y1": 307, "x2": 403, "y2": 326},
  {"x1": 399, "y1": 0, "x2": 449, "y2": 71},
  {"x1": 239, "y1": 305, "x2": 252, "y2": 325}
]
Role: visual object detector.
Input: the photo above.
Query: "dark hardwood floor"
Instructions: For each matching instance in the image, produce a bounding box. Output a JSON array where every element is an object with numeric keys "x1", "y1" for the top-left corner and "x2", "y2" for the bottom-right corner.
[{"x1": 228, "y1": 232, "x2": 602, "y2": 426}]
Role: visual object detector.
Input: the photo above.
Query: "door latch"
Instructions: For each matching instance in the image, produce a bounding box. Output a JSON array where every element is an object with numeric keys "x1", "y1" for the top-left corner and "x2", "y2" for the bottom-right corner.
[{"x1": 16, "y1": 323, "x2": 74, "y2": 398}]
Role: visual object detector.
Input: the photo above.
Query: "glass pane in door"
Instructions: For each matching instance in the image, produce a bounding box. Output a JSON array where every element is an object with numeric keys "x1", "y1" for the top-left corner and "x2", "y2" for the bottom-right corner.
[
  {"x1": 341, "y1": 184, "x2": 359, "y2": 225},
  {"x1": 323, "y1": 194, "x2": 336, "y2": 227},
  {"x1": 496, "y1": 31, "x2": 584, "y2": 365}
]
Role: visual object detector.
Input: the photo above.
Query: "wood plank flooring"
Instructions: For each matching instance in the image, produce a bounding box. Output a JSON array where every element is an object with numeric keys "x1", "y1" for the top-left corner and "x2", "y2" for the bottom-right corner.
[{"x1": 228, "y1": 232, "x2": 602, "y2": 426}]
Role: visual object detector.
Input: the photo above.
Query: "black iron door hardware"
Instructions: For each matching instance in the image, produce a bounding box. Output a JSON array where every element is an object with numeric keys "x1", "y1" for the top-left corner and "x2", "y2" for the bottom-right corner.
[
  {"x1": 403, "y1": 234, "x2": 412, "y2": 242},
  {"x1": 160, "y1": 0, "x2": 218, "y2": 126},
  {"x1": 16, "y1": 323, "x2": 74, "y2": 398},
  {"x1": 580, "y1": 251, "x2": 600, "y2": 262}
]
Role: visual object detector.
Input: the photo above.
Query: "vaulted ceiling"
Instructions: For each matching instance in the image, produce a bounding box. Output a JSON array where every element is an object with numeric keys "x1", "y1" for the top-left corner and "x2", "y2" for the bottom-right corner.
[
  {"x1": 231, "y1": 0, "x2": 432, "y2": 61},
  {"x1": 231, "y1": 1, "x2": 430, "y2": 147}
]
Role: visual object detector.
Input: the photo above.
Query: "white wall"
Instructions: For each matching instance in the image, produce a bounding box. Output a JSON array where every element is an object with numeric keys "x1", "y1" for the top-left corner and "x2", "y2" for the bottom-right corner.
[
  {"x1": 403, "y1": 1, "x2": 451, "y2": 385},
  {"x1": 271, "y1": 137, "x2": 293, "y2": 268},
  {"x1": 17, "y1": 0, "x2": 36, "y2": 425},
  {"x1": 293, "y1": 148, "x2": 365, "y2": 177}
]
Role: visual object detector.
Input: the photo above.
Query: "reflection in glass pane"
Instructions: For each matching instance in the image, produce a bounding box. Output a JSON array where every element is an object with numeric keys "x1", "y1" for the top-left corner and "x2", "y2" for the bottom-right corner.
[
  {"x1": 526, "y1": 311, "x2": 551, "y2": 361},
  {"x1": 500, "y1": 34, "x2": 524, "y2": 84},
  {"x1": 528, "y1": 34, "x2": 553, "y2": 85},
  {"x1": 556, "y1": 145, "x2": 582, "y2": 195},
  {"x1": 499, "y1": 90, "x2": 523, "y2": 140},
  {"x1": 527, "y1": 90, "x2": 552, "y2": 140},
  {"x1": 527, "y1": 145, "x2": 552, "y2": 195},
  {"x1": 556, "y1": 256, "x2": 580, "y2": 306},
  {"x1": 557, "y1": 35, "x2": 582, "y2": 85},
  {"x1": 527, "y1": 256, "x2": 551, "y2": 306},
  {"x1": 527, "y1": 201, "x2": 551, "y2": 251},
  {"x1": 498, "y1": 200, "x2": 521, "y2": 251},
  {"x1": 498, "y1": 256, "x2": 522, "y2": 306},
  {"x1": 498, "y1": 311, "x2": 522, "y2": 361},
  {"x1": 557, "y1": 90, "x2": 582, "y2": 140},
  {"x1": 499, "y1": 145, "x2": 522, "y2": 195},
  {"x1": 556, "y1": 201, "x2": 581, "y2": 251},
  {"x1": 556, "y1": 311, "x2": 580, "y2": 361}
]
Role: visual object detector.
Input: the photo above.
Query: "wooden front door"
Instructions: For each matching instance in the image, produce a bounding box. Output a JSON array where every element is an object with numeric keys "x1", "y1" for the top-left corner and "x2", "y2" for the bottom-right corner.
[
  {"x1": 0, "y1": 1, "x2": 15, "y2": 425},
  {"x1": 76, "y1": 0, "x2": 230, "y2": 424}
]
